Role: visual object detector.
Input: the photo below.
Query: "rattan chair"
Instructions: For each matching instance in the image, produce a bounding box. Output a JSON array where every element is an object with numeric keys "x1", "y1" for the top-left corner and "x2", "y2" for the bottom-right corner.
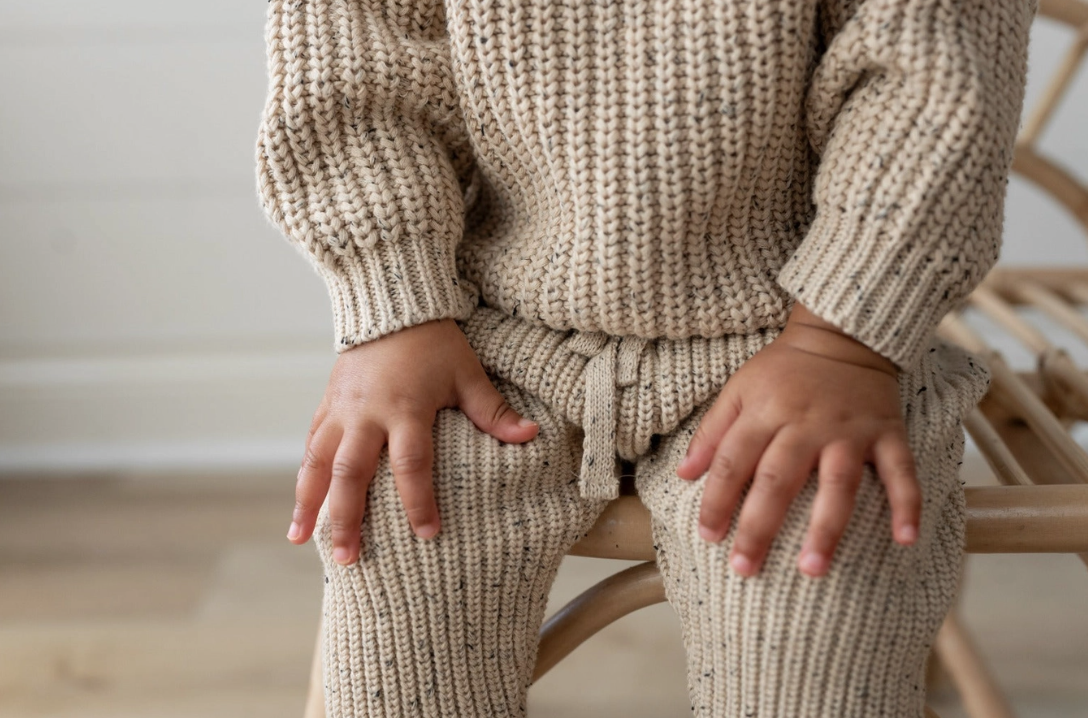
[{"x1": 304, "y1": 2, "x2": 1088, "y2": 715}]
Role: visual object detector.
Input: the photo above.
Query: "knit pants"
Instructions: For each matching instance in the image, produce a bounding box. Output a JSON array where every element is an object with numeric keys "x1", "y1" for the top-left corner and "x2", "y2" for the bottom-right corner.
[{"x1": 314, "y1": 308, "x2": 991, "y2": 717}]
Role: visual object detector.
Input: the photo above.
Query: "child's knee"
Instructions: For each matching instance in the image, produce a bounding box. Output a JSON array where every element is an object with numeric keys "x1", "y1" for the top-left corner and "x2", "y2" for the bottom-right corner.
[{"x1": 313, "y1": 378, "x2": 597, "y2": 572}]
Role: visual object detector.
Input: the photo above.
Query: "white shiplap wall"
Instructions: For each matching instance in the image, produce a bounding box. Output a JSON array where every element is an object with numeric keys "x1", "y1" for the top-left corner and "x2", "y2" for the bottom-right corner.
[{"x1": 0, "y1": 3, "x2": 1086, "y2": 473}]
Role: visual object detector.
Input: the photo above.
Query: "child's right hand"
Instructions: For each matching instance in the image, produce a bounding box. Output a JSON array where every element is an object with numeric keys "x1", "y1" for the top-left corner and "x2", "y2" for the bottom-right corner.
[{"x1": 287, "y1": 318, "x2": 540, "y2": 565}]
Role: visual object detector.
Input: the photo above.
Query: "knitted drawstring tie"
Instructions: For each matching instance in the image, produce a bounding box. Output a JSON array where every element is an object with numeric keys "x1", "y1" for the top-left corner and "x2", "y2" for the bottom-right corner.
[{"x1": 564, "y1": 331, "x2": 649, "y2": 500}]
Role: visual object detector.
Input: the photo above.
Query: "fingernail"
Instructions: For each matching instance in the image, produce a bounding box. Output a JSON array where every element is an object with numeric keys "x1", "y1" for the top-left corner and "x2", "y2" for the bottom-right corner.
[
  {"x1": 677, "y1": 454, "x2": 693, "y2": 475},
  {"x1": 517, "y1": 417, "x2": 538, "y2": 428},
  {"x1": 287, "y1": 522, "x2": 301, "y2": 541},
  {"x1": 698, "y1": 524, "x2": 718, "y2": 542},
  {"x1": 730, "y1": 553, "x2": 754, "y2": 576},
  {"x1": 333, "y1": 546, "x2": 351, "y2": 565},
  {"x1": 898, "y1": 524, "x2": 917, "y2": 544},
  {"x1": 416, "y1": 523, "x2": 439, "y2": 540},
  {"x1": 799, "y1": 551, "x2": 827, "y2": 576}
]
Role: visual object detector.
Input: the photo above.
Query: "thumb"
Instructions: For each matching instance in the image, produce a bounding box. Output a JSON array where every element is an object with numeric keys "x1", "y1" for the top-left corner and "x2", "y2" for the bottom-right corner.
[{"x1": 457, "y1": 367, "x2": 540, "y2": 444}]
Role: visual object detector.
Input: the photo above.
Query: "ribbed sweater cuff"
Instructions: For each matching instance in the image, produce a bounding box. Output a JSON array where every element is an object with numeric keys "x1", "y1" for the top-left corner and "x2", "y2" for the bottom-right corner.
[
  {"x1": 776, "y1": 212, "x2": 946, "y2": 374},
  {"x1": 313, "y1": 236, "x2": 477, "y2": 352}
]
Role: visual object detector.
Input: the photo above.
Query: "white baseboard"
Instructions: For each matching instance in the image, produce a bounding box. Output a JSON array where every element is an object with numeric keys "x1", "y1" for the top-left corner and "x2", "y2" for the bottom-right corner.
[
  {"x1": 0, "y1": 440, "x2": 305, "y2": 475},
  {"x1": 1, "y1": 341, "x2": 1043, "y2": 476},
  {"x1": 0, "y1": 349, "x2": 334, "y2": 475}
]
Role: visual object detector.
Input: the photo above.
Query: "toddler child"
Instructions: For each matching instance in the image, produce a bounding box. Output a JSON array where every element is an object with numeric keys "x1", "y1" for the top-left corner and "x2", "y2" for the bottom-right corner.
[{"x1": 256, "y1": 0, "x2": 1036, "y2": 714}]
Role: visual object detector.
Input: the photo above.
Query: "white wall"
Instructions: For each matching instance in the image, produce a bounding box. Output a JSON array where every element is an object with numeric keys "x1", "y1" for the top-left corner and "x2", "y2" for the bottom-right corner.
[{"x1": 1, "y1": 2, "x2": 1086, "y2": 474}]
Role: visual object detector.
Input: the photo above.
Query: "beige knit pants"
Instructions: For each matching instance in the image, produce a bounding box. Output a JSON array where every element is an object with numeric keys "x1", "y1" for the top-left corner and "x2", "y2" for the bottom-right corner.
[{"x1": 314, "y1": 308, "x2": 991, "y2": 717}]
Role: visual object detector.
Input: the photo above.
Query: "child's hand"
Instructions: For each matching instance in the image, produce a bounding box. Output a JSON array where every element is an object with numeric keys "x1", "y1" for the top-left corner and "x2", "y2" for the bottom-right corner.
[
  {"x1": 288, "y1": 318, "x2": 540, "y2": 565},
  {"x1": 676, "y1": 302, "x2": 920, "y2": 578}
]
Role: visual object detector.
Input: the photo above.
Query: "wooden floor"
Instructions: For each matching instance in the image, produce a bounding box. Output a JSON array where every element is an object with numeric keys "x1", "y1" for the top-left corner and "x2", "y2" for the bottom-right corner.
[{"x1": 1, "y1": 455, "x2": 1086, "y2": 718}]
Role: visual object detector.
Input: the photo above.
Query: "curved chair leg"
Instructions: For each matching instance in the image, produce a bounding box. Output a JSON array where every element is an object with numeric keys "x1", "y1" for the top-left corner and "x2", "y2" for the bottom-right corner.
[
  {"x1": 533, "y1": 561, "x2": 665, "y2": 681},
  {"x1": 304, "y1": 618, "x2": 325, "y2": 718},
  {"x1": 935, "y1": 612, "x2": 1017, "y2": 718}
]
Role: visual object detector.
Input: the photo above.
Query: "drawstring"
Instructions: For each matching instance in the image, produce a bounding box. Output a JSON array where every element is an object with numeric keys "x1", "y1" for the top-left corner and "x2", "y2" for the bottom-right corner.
[{"x1": 566, "y1": 332, "x2": 649, "y2": 500}]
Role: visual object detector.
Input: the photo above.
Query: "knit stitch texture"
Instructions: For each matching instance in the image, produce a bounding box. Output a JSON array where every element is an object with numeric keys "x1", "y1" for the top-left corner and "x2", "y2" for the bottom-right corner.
[
  {"x1": 256, "y1": 0, "x2": 1035, "y2": 715},
  {"x1": 257, "y1": 0, "x2": 1035, "y2": 373},
  {"x1": 313, "y1": 314, "x2": 992, "y2": 717}
]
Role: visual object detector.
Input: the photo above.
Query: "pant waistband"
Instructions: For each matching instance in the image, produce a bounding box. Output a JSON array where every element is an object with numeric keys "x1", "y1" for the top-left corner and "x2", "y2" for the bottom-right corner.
[{"x1": 459, "y1": 307, "x2": 782, "y2": 501}]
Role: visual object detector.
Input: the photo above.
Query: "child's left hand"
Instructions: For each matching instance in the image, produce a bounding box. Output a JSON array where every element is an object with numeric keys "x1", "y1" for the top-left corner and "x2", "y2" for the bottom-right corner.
[{"x1": 676, "y1": 302, "x2": 920, "y2": 578}]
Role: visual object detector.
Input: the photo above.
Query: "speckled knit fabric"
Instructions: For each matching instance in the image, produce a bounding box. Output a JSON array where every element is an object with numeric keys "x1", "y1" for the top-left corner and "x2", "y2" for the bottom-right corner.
[
  {"x1": 315, "y1": 314, "x2": 991, "y2": 717},
  {"x1": 314, "y1": 374, "x2": 609, "y2": 717},
  {"x1": 257, "y1": 0, "x2": 1035, "y2": 715},
  {"x1": 458, "y1": 306, "x2": 778, "y2": 499},
  {"x1": 257, "y1": 0, "x2": 1035, "y2": 375},
  {"x1": 634, "y1": 338, "x2": 990, "y2": 716}
]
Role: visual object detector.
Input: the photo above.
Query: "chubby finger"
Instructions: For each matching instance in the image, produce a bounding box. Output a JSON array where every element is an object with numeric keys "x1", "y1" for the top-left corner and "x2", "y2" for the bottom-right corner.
[
  {"x1": 290, "y1": 420, "x2": 343, "y2": 545},
  {"x1": 326, "y1": 428, "x2": 385, "y2": 566},
  {"x1": 697, "y1": 419, "x2": 773, "y2": 543},
  {"x1": 306, "y1": 400, "x2": 328, "y2": 445},
  {"x1": 677, "y1": 390, "x2": 742, "y2": 480},
  {"x1": 873, "y1": 431, "x2": 921, "y2": 545},
  {"x1": 729, "y1": 432, "x2": 818, "y2": 576},
  {"x1": 457, "y1": 366, "x2": 539, "y2": 444},
  {"x1": 798, "y1": 441, "x2": 865, "y2": 577},
  {"x1": 388, "y1": 416, "x2": 441, "y2": 539}
]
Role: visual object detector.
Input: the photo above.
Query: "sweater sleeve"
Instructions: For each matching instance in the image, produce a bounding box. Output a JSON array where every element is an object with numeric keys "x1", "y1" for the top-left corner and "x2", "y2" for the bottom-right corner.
[
  {"x1": 256, "y1": 0, "x2": 479, "y2": 352},
  {"x1": 776, "y1": 0, "x2": 1037, "y2": 372}
]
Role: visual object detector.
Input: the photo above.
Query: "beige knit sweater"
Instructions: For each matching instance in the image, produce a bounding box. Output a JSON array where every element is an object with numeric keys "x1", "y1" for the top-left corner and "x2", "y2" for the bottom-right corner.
[{"x1": 256, "y1": 0, "x2": 1035, "y2": 374}]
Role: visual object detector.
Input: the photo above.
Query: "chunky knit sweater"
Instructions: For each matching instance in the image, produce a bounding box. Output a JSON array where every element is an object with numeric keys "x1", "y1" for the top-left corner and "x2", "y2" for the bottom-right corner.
[{"x1": 256, "y1": 0, "x2": 1035, "y2": 374}]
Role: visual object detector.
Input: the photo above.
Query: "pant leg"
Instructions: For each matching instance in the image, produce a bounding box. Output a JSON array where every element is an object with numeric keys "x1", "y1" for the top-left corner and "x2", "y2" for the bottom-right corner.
[
  {"x1": 314, "y1": 376, "x2": 608, "y2": 718},
  {"x1": 634, "y1": 340, "x2": 988, "y2": 718}
]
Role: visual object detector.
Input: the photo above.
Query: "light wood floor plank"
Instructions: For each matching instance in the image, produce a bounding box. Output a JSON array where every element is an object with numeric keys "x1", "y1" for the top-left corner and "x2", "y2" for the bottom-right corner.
[{"x1": 1, "y1": 457, "x2": 1085, "y2": 717}]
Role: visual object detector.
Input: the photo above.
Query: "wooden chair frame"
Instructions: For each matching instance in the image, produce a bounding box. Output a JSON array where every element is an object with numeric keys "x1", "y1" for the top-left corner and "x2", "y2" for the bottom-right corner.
[{"x1": 305, "y1": 1, "x2": 1088, "y2": 715}]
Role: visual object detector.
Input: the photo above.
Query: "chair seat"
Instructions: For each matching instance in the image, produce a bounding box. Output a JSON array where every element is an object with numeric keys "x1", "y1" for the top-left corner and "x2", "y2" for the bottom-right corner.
[{"x1": 568, "y1": 484, "x2": 1088, "y2": 561}]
